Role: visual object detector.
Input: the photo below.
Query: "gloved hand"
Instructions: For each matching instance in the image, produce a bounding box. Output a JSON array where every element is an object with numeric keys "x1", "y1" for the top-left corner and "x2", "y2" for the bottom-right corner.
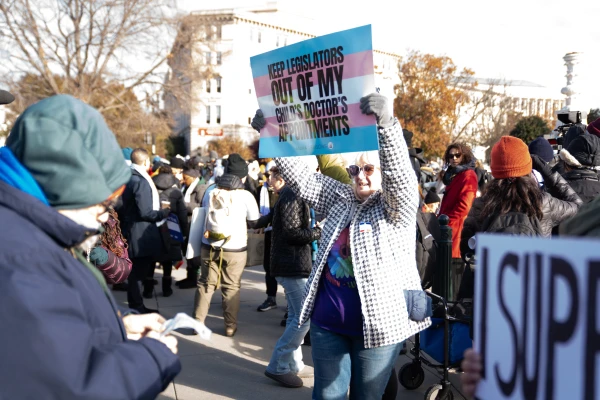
[
  {"x1": 160, "y1": 208, "x2": 171, "y2": 219},
  {"x1": 531, "y1": 154, "x2": 552, "y2": 178},
  {"x1": 359, "y1": 93, "x2": 394, "y2": 128},
  {"x1": 251, "y1": 109, "x2": 266, "y2": 132},
  {"x1": 89, "y1": 247, "x2": 109, "y2": 266}
]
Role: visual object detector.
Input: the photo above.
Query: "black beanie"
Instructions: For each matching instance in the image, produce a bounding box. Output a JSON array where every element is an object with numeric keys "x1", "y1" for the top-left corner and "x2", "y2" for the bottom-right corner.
[
  {"x1": 566, "y1": 135, "x2": 600, "y2": 167},
  {"x1": 528, "y1": 137, "x2": 554, "y2": 163},
  {"x1": 225, "y1": 153, "x2": 248, "y2": 178},
  {"x1": 424, "y1": 189, "x2": 440, "y2": 205},
  {"x1": 183, "y1": 169, "x2": 200, "y2": 178},
  {"x1": 562, "y1": 124, "x2": 587, "y2": 150},
  {"x1": 170, "y1": 157, "x2": 185, "y2": 169}
]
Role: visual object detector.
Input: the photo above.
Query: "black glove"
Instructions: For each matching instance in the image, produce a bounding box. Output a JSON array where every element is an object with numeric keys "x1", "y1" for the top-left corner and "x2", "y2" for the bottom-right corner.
[
  {"x1": 160, "y1": 208, "x2": 171, "y2": 219},
  {"x1": 359, "y1": 93, "x2": 394, "y2": 128},
  {"x1": 251, "y1": 109, "x2": 266, "y2": 132},
  {"x1": 531, "y1": 154, "x2": 552, "y2": 178}
]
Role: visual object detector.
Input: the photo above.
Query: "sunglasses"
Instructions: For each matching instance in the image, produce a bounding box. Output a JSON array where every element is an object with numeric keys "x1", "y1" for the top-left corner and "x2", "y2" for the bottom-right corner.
[
  {"x1": 448, "y1": 153, "x2": 462, "y2": 159},
  {"x1": 348, "y1": 164, "x2": 375, "y2": 177}
]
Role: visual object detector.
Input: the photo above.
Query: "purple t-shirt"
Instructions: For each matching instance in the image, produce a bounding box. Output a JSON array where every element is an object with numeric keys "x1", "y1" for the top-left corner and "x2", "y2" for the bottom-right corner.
[{"x1": 311, "y1": 227, "x2": 363, "y2": 336}]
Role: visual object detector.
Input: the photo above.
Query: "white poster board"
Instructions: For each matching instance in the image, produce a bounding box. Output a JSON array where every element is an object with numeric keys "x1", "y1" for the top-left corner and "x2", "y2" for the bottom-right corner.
[{"x1": 474, "y1": 234, "x2": 600, "y2": 400}]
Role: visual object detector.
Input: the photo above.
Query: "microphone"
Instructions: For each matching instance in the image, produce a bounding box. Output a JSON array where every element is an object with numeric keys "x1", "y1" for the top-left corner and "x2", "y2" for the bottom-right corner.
[{"x1": 0, "y1": 90, "x2": 15, "y2": 105}]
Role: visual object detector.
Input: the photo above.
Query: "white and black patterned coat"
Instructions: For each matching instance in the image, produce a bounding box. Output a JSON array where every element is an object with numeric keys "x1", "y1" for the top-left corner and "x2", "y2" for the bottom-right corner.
[{"x1": 276, "y1": 120, "x2": 431, "y2": 348}]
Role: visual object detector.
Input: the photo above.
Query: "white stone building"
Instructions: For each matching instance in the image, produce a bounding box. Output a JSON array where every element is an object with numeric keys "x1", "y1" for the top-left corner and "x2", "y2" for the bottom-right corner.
[{"x1": 164, "y1": 5, "x2": 400, "y2": 156}]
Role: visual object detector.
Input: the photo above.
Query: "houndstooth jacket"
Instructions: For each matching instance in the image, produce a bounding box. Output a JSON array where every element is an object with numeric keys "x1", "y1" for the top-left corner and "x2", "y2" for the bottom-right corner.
[{"x1": 275, "y1": 120, "x2": 431, "y2": 348}]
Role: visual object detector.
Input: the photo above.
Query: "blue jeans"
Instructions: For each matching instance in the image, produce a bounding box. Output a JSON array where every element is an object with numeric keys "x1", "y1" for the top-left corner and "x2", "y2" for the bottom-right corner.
[
  {"x1": 266, "y1": 277, "x2": 310, "y2": 375},
  {"x1": 310, "y1": 322, "x2": 402, "y2": 400}
]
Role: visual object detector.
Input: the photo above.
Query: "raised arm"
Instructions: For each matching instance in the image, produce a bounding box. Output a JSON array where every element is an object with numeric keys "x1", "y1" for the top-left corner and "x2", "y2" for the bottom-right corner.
[
  {"x1": 360, "y1": 94, "x2": 419, "y2": 227},
  {"x1": 251, "y1": 109, "x2": 351, "y2": 215},
  {"x1": 274, "y1": 156, "x2": 351, "y2": 215}
]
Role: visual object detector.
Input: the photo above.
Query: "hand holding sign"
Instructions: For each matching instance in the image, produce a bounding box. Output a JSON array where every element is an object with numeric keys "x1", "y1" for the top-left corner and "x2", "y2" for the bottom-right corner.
[
  {"x1": 251, "y1": 109, "x2": 266, "y2": 132},
  {"x1": 250, "y1": 25, "x2": 379, "y2": 158},
  {"x1": 359, "y1": 93, "x2": 394, "y2": 129}
]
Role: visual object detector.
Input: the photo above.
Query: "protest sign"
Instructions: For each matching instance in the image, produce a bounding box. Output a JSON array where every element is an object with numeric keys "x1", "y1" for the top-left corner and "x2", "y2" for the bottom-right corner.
[
  {"x1": 250, "y1": 25, "x2": 378, "y2": 158},
  {"x1": 474, "y1": 235, "x2": 600, "y2": 400}
]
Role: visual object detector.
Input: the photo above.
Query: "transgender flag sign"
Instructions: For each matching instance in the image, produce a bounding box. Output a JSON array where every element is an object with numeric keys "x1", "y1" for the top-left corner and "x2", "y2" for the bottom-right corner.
[{"x1": 250, "y1": 25, "x2": 379, "y2": 158}]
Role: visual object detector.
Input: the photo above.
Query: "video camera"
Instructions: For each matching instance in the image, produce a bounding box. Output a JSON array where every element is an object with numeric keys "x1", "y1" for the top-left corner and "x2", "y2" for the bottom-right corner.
[{"x1": 551, "y1": 111, "x2": 583, "y2": 148}]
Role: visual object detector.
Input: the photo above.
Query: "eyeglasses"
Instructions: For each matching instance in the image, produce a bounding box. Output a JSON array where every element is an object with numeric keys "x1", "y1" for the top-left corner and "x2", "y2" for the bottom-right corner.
[
  {"x1": 448, "y1": 153, "x2": 462, "y2": 160},
  {"x1": 348, "y1": 164, "x2": 375, "y2": 177}
]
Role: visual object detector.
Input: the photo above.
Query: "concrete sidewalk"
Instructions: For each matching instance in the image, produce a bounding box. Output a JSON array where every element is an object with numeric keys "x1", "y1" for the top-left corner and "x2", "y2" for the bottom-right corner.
[{"x1": 112, "y1": 264, "x2": 467, "y2": 400}]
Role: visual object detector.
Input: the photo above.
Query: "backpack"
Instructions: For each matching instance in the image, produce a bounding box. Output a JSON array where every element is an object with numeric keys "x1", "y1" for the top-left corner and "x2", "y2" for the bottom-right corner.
[
  {"x1": 203, "y1": 188, "x2": 236, "y2": 246},
  {"x1": 416, "y1": 210, "x2": 441, "y2": 289},
  {"x1": 481, "y1": 211, "x2": 543, "y2": 236}
]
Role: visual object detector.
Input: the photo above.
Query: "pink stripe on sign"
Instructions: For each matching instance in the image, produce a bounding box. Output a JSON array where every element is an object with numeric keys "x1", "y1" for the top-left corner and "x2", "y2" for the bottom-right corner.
[
  {"x1": 253, "y1": 50, "x2": 374, "y2": 98},
  {"x1": 260, "y1": 102, "x2": 375, "y2": 138}
]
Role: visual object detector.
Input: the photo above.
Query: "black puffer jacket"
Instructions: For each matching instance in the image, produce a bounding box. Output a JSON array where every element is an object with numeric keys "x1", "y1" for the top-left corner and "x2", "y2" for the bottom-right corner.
[
  {"x1": 562, "y1": 169, "x2": 600, "y2": 203},
  {"x1": 460, "y1": 171, "x2": 582, "y2": 258},
  {"x1": 269, "y1": 185, "x2": 321, "y2": 278}
]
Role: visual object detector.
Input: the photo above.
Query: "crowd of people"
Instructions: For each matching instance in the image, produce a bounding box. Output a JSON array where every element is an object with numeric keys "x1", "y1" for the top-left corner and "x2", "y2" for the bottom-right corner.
[{"x1": 1, "y1": 86, "x2": 600, "y2": 399}]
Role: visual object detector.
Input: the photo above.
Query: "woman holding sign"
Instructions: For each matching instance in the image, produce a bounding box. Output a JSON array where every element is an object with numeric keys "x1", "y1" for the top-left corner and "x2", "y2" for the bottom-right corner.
[{"x1": 252, "y1": 93, "x2": 430, "y2": 399}]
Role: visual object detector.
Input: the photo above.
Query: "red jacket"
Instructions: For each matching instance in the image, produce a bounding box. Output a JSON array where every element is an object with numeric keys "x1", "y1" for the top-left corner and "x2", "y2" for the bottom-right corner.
[{"x1": 438, "y1": 169, "x2": 478, "y2": 258}]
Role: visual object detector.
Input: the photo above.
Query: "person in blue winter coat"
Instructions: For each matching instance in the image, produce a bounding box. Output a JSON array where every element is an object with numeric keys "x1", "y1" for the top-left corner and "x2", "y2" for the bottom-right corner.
[{"x1": 0, "y1": 95, "x2": 180, "y2": 399}]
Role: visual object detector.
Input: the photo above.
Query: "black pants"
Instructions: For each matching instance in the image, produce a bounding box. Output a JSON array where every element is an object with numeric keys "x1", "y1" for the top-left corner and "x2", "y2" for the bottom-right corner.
[
  {"x1": 128, "y1": 257, "x2": 154, "y2": 310},
  {"x1": 161, "y1": 260, "x2": 172, "y2": 278},
  {"x1": 263, "y1": 231, "x2": 277, "y2": 297}
]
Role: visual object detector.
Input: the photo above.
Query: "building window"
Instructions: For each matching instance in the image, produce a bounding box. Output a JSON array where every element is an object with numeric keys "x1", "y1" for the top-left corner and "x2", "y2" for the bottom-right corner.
[
  {"x1": 248, "y1": 117, "x2": 252, "y2": 124},
  {"x1": 249, "y1": 88, "x2": 252, "y2": 94},
  {"x1": 205, "y1": 52, "x2": 211, "y2": 65},
  {"x1": 216, "y1": 77, "x2": 222, "y2": 93},
  {"x1": 206, "y1": 79, "x2": 211, "y2": 93},
  {"x1": 216, "y1": 52, "x2": 222, "y2": 65},
  {"x1": 216, "y1": 105, "x2": 221, "y2": 124},
  {"x1": 284, "y1": 37, "x2": 287, "y2": 46},
  {"x1": 258, "y1": 31, "x2": 262, "y2": 43},
  {"x1": 206, "y1": 106, "x2": 211, "y2": 124},
  {"x1": 216, "y1": 25, "x2": 222, "y2": 39},
  {"x1": 276, "y1": 36, "x2": 280, "y2": 47}
]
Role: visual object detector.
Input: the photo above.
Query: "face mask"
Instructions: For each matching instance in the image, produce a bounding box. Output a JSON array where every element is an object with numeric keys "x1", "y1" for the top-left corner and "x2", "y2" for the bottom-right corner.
[{"x1": 58, "y1": 207, "x2": 104, "y2": 251}]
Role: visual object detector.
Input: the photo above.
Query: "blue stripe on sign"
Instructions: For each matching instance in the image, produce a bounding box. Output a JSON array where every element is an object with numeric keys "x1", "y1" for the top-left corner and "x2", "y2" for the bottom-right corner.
[
  {"x1": 258, "y1": 124, "x2": 379, "y2": 158},
  {"x1": 250, "y1": 25, "x2": 372, "y2": 79}
]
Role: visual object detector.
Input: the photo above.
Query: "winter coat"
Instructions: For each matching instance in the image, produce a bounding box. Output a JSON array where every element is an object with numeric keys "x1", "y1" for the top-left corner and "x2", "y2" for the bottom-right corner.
[
  {"x1": 154, "y1": 173, "x2": 190, "y2": 261},
  {"x1": 438, "y1": 169, "x2": 478, "y2": 258},
  {"x1": 560, "y1": 193, "x2": 600, "y2": 237},
  {"x1": 117, "y1": 168, "x2": 169, "y2": 259},
  {"x1": 460, "y1": 171, "x2": 583, "y2": 258},
  {"x1": 245, "y1": 175, "x2": 261, "y2": 205},
  {"x1": 90, "y1": 246, "x2": 132, "y2": 284},
  {"x1": 268, "y1": 185, "x2": 321, "y2": 278},
  {"x1": 409, "y1": 148, "x2": 426, "y2": 184},
  {"x1": 275, "y1": 120, "x2": 430, "y2": 349},
  {"x1": 317, "y1": 154, "x2": 352, "y2": 185},
  {"x1": 0, "y1": 180, "x2": 180, "y2": 399},
  {"x1": 562, "y1": 169, "x2": 600, "y2": 203}
]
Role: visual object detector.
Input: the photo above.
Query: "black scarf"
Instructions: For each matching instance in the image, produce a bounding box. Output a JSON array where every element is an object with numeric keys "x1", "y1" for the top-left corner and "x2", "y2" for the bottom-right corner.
[{"x1": 443, "y1": 160, "x2": 476, "y2": 186}]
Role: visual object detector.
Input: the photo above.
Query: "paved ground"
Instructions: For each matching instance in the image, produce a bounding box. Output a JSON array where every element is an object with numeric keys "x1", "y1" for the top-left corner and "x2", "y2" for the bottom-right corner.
[{"x1": 112, "y1": 264, "x2": 468, "y2": 400}]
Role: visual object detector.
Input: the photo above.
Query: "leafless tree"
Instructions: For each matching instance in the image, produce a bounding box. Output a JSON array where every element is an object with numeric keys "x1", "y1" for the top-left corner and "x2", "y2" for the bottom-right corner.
[
  {"x1": 0, "y1": 0, "x2": 203, "y2": 154},
  {"x1": 0, "y1": 0, "x2": 182, "y2": 107}
]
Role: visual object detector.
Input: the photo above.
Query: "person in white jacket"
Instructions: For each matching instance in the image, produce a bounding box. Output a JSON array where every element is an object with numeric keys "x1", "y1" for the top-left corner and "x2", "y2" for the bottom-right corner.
[{"x1": 252, "y1": 93, "x2": 430, "y2": 399}]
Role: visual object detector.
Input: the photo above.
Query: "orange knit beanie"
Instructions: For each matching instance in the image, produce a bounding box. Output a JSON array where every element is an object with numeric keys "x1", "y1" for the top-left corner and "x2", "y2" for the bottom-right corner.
[{"x1": 490, "y1": 136, "x2": 532, "y2": 179}]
